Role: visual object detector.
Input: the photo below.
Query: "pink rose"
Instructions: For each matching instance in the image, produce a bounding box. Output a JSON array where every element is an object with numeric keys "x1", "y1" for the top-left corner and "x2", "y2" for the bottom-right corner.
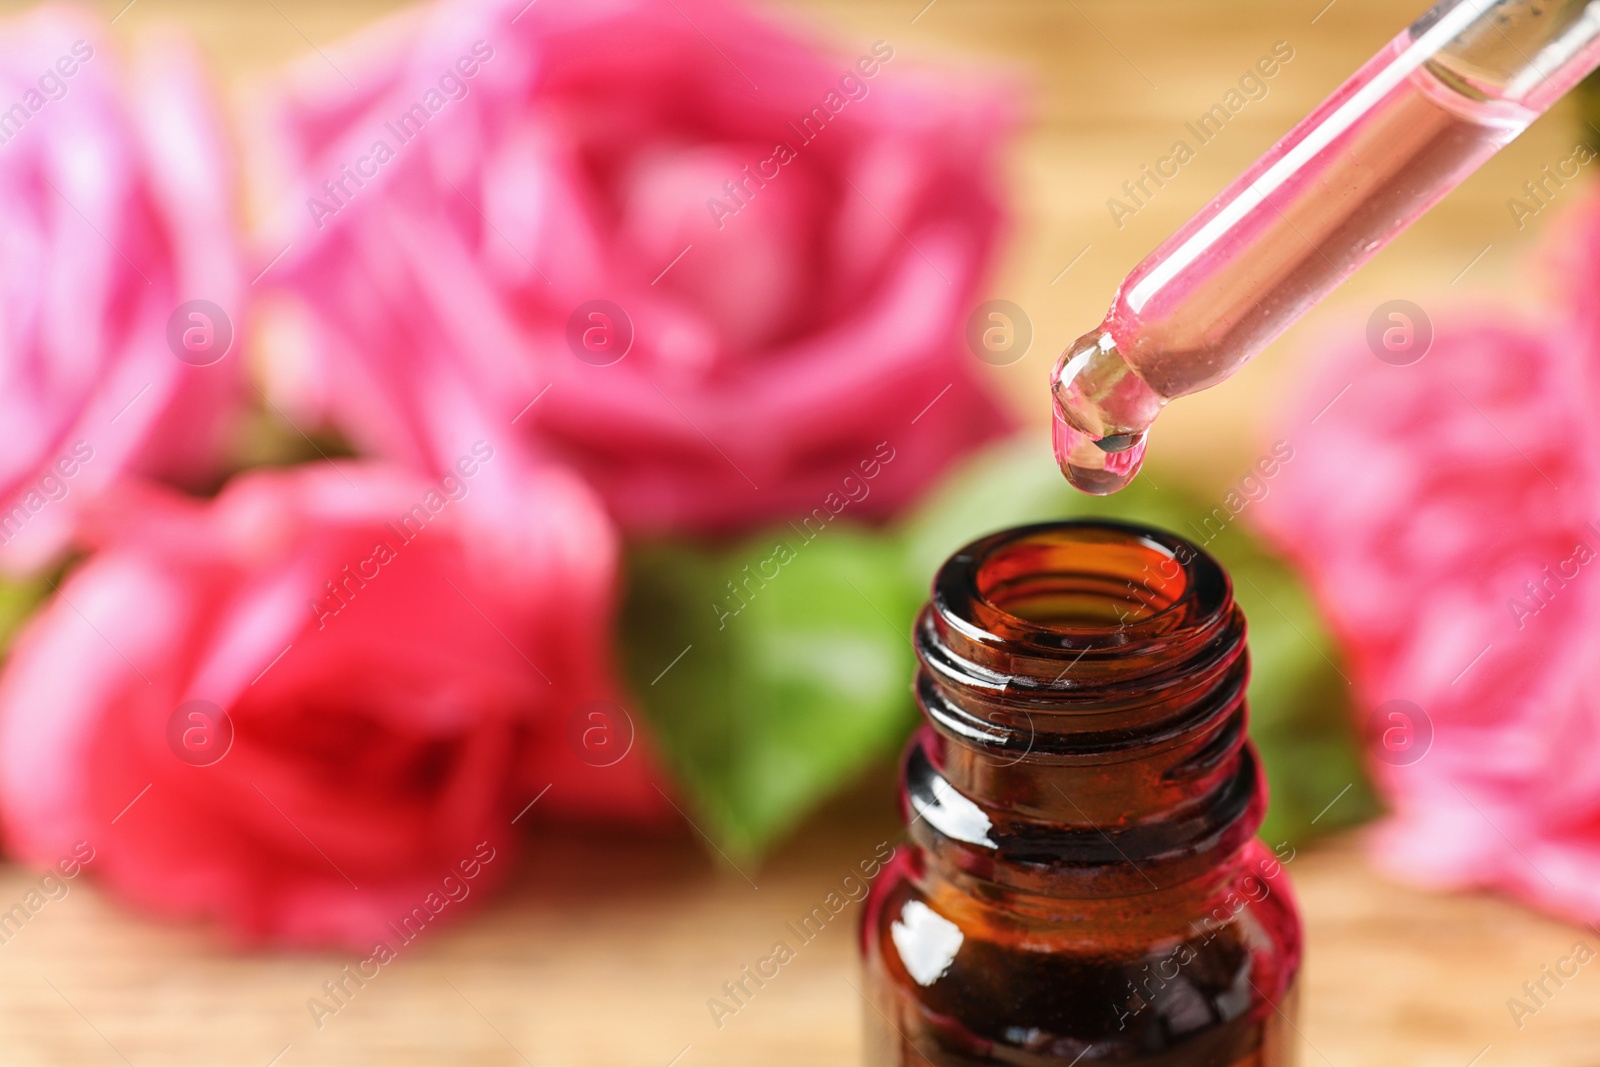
[
  {"x1": 252, "y1": 0, "x2": 1013, "y2": 535},
  {"x1": 0, "y1": 462, "x2": 663, "y2": 947},
  {"x1": 1254, "y1": 310, "x2": 1600, "y2": 921},
  {"x1": 0, "y1": 9, "x2": 240, "y2": 573}
]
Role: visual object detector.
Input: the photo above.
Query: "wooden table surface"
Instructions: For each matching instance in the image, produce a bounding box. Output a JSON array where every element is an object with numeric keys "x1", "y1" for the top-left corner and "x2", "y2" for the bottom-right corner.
[
  {"x1": 4, "y1": 782, "x2": 1599, "y2": 1067},
  {"x1": 0, "y1": 0, "x2": 1595, "y2": 1063}
]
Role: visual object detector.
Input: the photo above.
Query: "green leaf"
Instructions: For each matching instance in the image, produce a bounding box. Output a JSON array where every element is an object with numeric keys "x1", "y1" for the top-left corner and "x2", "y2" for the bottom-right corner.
[
  {"x1": 0, "y1": 570, "x2": 55, "y2": 661},
  {"x1": 619, "y1": 527, "x2": 921, "y2": 861},
  {"x1": 620, "y1": 435, "x2": 1380, "y2": 863}
]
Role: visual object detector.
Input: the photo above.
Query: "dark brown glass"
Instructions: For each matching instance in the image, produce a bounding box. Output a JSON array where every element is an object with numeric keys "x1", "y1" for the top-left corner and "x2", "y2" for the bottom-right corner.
[{"x1": 860, "y1": 521, "x2": 1302, "y2": 1066}]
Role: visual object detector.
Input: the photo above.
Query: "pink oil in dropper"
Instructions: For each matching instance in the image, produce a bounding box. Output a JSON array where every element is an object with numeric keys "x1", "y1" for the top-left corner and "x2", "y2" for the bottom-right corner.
[{"x1": 1054, "y1": 0, "x2": 1600, "y2": 493}]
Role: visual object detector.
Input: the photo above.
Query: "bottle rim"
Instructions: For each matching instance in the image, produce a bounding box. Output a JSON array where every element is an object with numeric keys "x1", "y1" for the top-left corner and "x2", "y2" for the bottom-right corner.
[{"x1": 930, "y1": 519, "x2": 1232, "y2": 670}]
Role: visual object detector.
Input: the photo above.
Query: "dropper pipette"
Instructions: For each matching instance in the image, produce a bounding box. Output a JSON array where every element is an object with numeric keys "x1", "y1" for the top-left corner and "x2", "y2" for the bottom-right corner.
[{"x1": 1054, "y1": 0, "x2": 1600, "y2": 493}]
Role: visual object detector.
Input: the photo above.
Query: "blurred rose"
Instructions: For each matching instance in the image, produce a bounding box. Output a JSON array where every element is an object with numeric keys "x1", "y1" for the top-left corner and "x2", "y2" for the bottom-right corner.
[
  {"x1": 0, "y1": 9, "x2": 240, "y2": 573},
  {"x1": 254, "y1": 0, "x2": 1014, "y2": 535},
  {"x1": 1254, "y1": 313, "x2": 1600, "y2": 921},
  {"x1": 0, "y1": 462, "x2": 664, "y2": 947}
]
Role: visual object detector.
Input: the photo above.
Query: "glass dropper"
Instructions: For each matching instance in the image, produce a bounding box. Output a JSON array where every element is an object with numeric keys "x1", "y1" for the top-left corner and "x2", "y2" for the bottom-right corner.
[{"x1": 1054, "y1": 0, "x2": 1600, "y2": 493}]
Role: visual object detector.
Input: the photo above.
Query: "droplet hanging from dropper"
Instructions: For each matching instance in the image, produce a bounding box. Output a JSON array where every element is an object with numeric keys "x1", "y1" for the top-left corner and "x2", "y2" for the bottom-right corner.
[
  {"x1": 1052, "y1": 400, "x2": 1147, "y2": 494},
  {"x1": 1050, "y1": 327, "x2": 1159, "y2": 495}
]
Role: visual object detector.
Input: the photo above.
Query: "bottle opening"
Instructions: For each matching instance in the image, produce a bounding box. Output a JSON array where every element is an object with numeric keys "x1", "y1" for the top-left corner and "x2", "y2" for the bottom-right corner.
[
  {"x1": 929, "y1": 521, "x2": 1233, "y2": 674},
  {"x1": 975, "y1": 525, "x2": 1188, "y2": 629}
]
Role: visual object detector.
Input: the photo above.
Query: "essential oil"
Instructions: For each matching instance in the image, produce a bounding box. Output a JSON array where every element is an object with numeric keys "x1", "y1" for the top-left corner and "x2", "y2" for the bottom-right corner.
[
  {"x1": 1052, "y1": 0, "x2": 1586, "y2": 493},
  {"x1": 860, "y1": 520, "x2": 1302, "y2": 1065}
]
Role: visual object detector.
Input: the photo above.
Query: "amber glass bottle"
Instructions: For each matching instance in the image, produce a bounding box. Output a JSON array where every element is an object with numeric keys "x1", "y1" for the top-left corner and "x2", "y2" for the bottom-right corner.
[{"x1": 860, "y1": 520, "x2": 1302, "y2": 1065}]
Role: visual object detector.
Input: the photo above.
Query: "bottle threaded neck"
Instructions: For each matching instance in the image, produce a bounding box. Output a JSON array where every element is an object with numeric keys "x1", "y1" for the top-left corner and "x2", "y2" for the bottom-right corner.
[
  {"x1": 908, "y1": 520, "x2": 1260, "y2": 900},
  {"x1": 922, "y1": 520, "x2": 1239, "y2": 718}
]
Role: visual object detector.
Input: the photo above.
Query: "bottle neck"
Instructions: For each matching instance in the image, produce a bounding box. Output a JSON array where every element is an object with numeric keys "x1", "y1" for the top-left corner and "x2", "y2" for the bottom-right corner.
[{"x1": 904, "y1": 521, "x2": 1263, "y2": 908}]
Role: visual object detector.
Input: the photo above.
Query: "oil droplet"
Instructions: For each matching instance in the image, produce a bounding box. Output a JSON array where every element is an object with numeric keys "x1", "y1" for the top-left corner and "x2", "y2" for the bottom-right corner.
[{"x1": 1053, "y1": 401, "x2": 1146, "y2": 495}]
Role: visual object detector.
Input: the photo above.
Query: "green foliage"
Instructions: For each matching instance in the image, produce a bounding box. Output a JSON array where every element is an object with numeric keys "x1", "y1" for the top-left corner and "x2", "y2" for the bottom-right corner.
[
  {"x1": 0, "y1": 571, "x2": 55, "y2": 660},
  {"x1": 620, "y1": 529, "x2": 920, "y2": 861},
  {"x1": 620, "y1": 437, "x2": 1379, "y2": 862}
]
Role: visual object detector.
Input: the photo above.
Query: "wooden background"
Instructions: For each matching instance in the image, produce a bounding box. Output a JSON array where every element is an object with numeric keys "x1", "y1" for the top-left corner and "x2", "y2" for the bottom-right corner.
[{"x1": 0, "y1": 0, "x2": 1594, "y2": 1063}]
